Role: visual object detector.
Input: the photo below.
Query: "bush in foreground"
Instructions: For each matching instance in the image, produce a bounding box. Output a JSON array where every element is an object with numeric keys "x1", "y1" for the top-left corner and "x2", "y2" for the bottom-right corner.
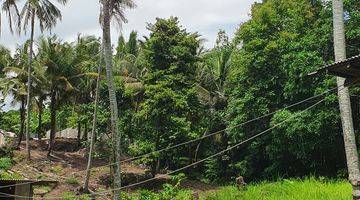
[{"x1": 203, "y1": 178, "x2": 351, "y2": 200}]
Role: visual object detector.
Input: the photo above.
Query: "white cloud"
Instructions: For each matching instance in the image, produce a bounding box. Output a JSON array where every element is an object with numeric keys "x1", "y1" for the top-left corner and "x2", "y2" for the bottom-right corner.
[
  {"x1": 0, "y1": 0, "x2": 258, "y2": 51},
  {"x1": 1, "y1": 0, "x2": 259, "y2": 111}
]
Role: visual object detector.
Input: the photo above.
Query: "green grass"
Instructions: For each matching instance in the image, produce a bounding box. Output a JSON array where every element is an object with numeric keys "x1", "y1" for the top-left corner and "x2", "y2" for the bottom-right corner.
[
  {"x1": 50, "y1": 165, "x2": 63, "y2": 174},
  {"x1": 202, "y1": 178, "x2": 351, "y2": 200},
  {"x1": 0, "y1": 157, "x2": 12, "y2": 170},
  {"x1": 63, "y1": 192, "x2": 91, "y2": 200},
  {"x1": 65, "y1": 177, "x2": 79, "y2": 185}
]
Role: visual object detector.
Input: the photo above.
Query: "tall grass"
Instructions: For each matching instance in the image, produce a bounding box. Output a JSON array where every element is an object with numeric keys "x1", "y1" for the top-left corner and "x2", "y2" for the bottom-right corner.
[{"x1": 202, "y1": 178, "x2": 351, "y2": 200}]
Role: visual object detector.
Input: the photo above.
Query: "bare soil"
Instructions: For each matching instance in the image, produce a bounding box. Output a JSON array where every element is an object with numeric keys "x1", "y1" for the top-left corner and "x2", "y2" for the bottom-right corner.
[{"x1": 10, "y1": 139, "x2": 218, "y2": 199}]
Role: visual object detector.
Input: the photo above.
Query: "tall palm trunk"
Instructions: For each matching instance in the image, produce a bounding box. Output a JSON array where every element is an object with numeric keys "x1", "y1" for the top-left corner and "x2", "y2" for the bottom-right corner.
[
  {"x1": 47, "y1": 89, "x2": 57, "y2": 156},
  {"x1": 333, "y1": 0, "x2": 360, "y2": 199},
  {"x1": 102, "y1": 1, "x2": 122, "y2": 199},
  {"x1": 25, "y1": 10, "x2": 35, "y2": 160},
  {"x1": 83, "y1": 123, "x2": 88, "y2": 141},
  {"x1": 77, "y1": 121, "x2": 82, "y2": 147},
  {"x1": 17, "y1": 96, "x2": 26, "y2": 147},
  {"x1": 37, "y1": 99, "x2": 43, "y2": 140},
  {"x1": 83, "y1": 65, "x2": 102, "y2": 192}
]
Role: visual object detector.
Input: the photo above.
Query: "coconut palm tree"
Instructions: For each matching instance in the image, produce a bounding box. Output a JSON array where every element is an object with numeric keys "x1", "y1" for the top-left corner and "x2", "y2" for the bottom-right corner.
[
  {"x1": 31, "y1": 61, "x2": 48, "y2": 140},
  {"x1": 2, "y1": 63, "x2": 47, "y2": 145},
  {"x1": 37, "y1": 36, "x2": 98, "y2": 156},
  {"x1": 83, "y1": 62, "x2": 102, "y2": 193},
  {"x1": 36, "y1": 36, "x2": 76, "y2": 156},
  {"x1": 73, "y1": 35, "x2": 101, "y2": 145},
  {"x1": 0, "y1": 73, "x2": 27, "y2": 147},
  {"x1": 0, "y1": 42, "x2": 43, "y2": 147},
  {"x1": 20, "y1": 0, "x2": 68, "y2": 160},
  {"x1": 99, "y1": 0, "x2": 136, "y2": 198},
  {"x1": 197, "y1": 30, "x2": 233, "y2": 105},
  {"x1": 71, "y1": 35, "x2": 102, "y2": 193},
  {"x1": 0, "y1": 44, "x2": 12, "y2": 77},
  {"x1": 194, "y1": 31, "x2": 234, "y2": 161},
  {"x1": 332, "y1": 0, "x2": 360, "y2": 198},
  {"x1": 0, "y1": 0, "x2": 20, "y2": 34}
]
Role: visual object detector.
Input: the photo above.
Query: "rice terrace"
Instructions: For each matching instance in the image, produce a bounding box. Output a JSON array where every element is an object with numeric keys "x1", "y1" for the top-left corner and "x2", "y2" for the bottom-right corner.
[{"x1": 0, "y1": 0, "x2": 359, "y2": 199}]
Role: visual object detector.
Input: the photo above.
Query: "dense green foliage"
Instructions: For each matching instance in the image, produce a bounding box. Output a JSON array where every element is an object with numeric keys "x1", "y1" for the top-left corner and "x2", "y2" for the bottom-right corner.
[
  {"x1": 225, "y1": 0, "x2": 340, "y2": 181},
  {"x1": 134, "y1": 17, "x2": 204, "y2": 175},
  {"x1": 0, "y1": 0, "x2": 360, "y2": 189},
  {"x1": 222, "y1": 0, "x2": 360, "y2": 182},
  {"x1": 0, "y1": 157, "x2": 12, "y2": 171}
]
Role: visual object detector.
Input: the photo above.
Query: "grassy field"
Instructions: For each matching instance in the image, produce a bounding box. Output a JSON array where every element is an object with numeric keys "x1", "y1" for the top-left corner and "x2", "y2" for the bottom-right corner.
[
  {"x1": 58, "y1": 178, "x2": 352, "y2": 199},
  {"x1": 202, "y1": 178, "x2": 352, "y2": 200}
]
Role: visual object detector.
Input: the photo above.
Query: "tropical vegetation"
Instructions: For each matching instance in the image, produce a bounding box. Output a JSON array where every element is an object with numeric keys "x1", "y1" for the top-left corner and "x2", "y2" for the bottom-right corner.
[{"x1": 0, "y1": 0, "x2": 359, "y2": 199}]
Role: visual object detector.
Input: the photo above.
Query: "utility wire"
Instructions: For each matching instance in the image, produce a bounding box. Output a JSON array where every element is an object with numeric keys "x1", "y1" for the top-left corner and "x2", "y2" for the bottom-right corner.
[
  {"x1": 94, "y1": 98, "x2": 325, "y2": 196},
  {"x1": 0, "y1": 84, "x2": 338, "y2": 191},
  {"x1": 0, "y1": 82, "x2": 345, "y2": 195},
  {"x1": 70, "y1": 84, "x2": 338, "y2": 175},
  {"x1": 0, "y1": 191, "x2": 64, "y2": 199}
]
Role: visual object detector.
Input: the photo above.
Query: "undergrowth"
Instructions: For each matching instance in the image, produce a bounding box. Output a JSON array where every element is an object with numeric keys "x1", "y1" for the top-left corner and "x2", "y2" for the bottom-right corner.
[{"x1": 202, "y1": 178, "x2": 351, "y2": 200}]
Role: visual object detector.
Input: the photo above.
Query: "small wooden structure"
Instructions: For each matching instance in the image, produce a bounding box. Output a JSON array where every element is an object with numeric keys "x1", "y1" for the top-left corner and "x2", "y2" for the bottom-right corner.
[
  {"x1": 309, "y1": 54, "x2": 360, "y2": 84},
  {"x1": 0, "y1": 179, "x2": 57, "y2": 200}
]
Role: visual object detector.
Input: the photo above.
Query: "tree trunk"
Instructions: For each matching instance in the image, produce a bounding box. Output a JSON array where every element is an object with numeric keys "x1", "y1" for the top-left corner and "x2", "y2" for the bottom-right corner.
[
  {"x1": 47, "y1": 90, "x2": 57, "y2": 156},
  {"x1": 77, "y1": 121, "x2": 82, "y2": 147},
  {"x1": 17, "y1": 96, "x2": 26, "y2": 148},
  {"x1": 151, "y1": 128, "x2": 161, "y2": 177},
  {"x1": 102, "y1": 1, "x2": 122, "y2": 199},
  {"x1": 83, "y1": 65, "x2": 102, "y2": 193},
  {"x1": 83, "y1": 123, "x2": 88, "y2": 142},
  {"x1": 194, "y1": 131, "x2": 207, "y2": 162},
  {"x1": 25, "y1": 10, "x2": 35, "y2": 160},
  {"x1": 195, "y1": 107, "x2": 214, "y2": 162},
  {"x1": 333, "y1": 0, "x2": 360, "y2": 199},
  {"x1": 37, "y1": 99, "x2": 43, "y2": 140}
]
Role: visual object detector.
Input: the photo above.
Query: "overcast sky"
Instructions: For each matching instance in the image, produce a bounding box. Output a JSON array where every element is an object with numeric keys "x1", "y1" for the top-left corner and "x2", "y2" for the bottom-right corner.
[
  {"x1": 1, "y1": 0, "x2": 259, "y2": 111},
  {"x1": 0, "y1": 0, "x2": 258, "y2": 51}
]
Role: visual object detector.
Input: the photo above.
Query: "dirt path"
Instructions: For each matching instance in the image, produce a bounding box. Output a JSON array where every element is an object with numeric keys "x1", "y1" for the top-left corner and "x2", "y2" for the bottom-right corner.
[{"x1": 11, "y1": 140, "x2": 219, "y2": 199}]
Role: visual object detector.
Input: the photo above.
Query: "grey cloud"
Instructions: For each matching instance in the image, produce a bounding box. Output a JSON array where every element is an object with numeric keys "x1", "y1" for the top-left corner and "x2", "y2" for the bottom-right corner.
[{"x1": 0, "y1": 0, "x2": 258, "y2": 51}]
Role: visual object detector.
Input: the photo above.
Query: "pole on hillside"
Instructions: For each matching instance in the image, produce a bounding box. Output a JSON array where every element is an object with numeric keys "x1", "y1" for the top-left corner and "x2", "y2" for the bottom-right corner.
[
  {"x1": 332, "y1": 0, "x2": 360, "y2": 199},
  {"x1": 25, "y1": 11, "x2": 36, "y2": 161},
  {"x1": 83, "y1": 64, "x2": 102, "y2": 192}
]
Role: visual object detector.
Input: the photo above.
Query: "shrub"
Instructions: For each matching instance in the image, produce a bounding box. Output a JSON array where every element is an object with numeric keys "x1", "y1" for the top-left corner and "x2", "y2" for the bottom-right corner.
[
  {"x1": 65, "y1": 177, "x2": 79, "y2": 185},
  {"x1": 129, "y1": 173, "x2": 194, "y2": 200},
  {"x1": 202, "y1": 178, "x2": 351, "y2": 200},
  {"x1": 50, "y1": 165, "x2": 63, "y2": 174},
  {"x1": 63, "y1": 192, "x2": 91, "y2": 200},
  {"x1": 0, "y1": 157, "x2": 12, "y2": 170}
]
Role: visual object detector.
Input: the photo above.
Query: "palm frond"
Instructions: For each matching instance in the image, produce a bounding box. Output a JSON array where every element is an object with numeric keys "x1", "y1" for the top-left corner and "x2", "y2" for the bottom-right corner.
[
  {"x1": 3, "y1": 66, "x2": 27, "y2": 75},
  {"x1": 21, "y1": 0, "x2": 67, "y2": 33},
  {"x1": 1, "y1": 0, "x2": 20, "y2": 34}
]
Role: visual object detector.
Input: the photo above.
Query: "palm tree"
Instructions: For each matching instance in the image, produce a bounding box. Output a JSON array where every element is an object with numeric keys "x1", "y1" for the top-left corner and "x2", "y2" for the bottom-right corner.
[
  {"x1": 20, "y1": 0, "x2": 68, "y2": 160},
  {"x1": 194, "y1": 30, "x2": 233, "y2": 161},
  {"x1": 99, "y1": 0, "x2": 136, "y2": 198},
  {"x1": 332, "y1": 0, "x2": 360, "y2": 198},
  {"x1": 71, "y1": 36, "x2": 102, "y2": 193},
  {"x1": 197, "y1": 30, "x2": 233, "y2": 104},
  {"x1": 0, "y1": 73, "x2": 27, "y2": 147},
  {"x1": 0, "y1": 42, "x2": 43, "y2": 148},
  {"x1": 83, "y1": 63, "x2": 102, "y2": 193},
  {"x1": 32, "y1": 61, "x2": 48, "y2": 140},
  {"x1": 37, "y1": 36, "x2": 98, "y2": 156},
  {"x1": 0, "y1": 44, "x2": 12, "y2": 77},
  {"x1": 0, "y1": 0, "x2": 20, "y2": 34},
  {"x1": 73, "y1": 35, "x2": 101, "y2": 146},
  {"x1": 1, "y1": 43, "x2": 28, "y2": 147}
]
